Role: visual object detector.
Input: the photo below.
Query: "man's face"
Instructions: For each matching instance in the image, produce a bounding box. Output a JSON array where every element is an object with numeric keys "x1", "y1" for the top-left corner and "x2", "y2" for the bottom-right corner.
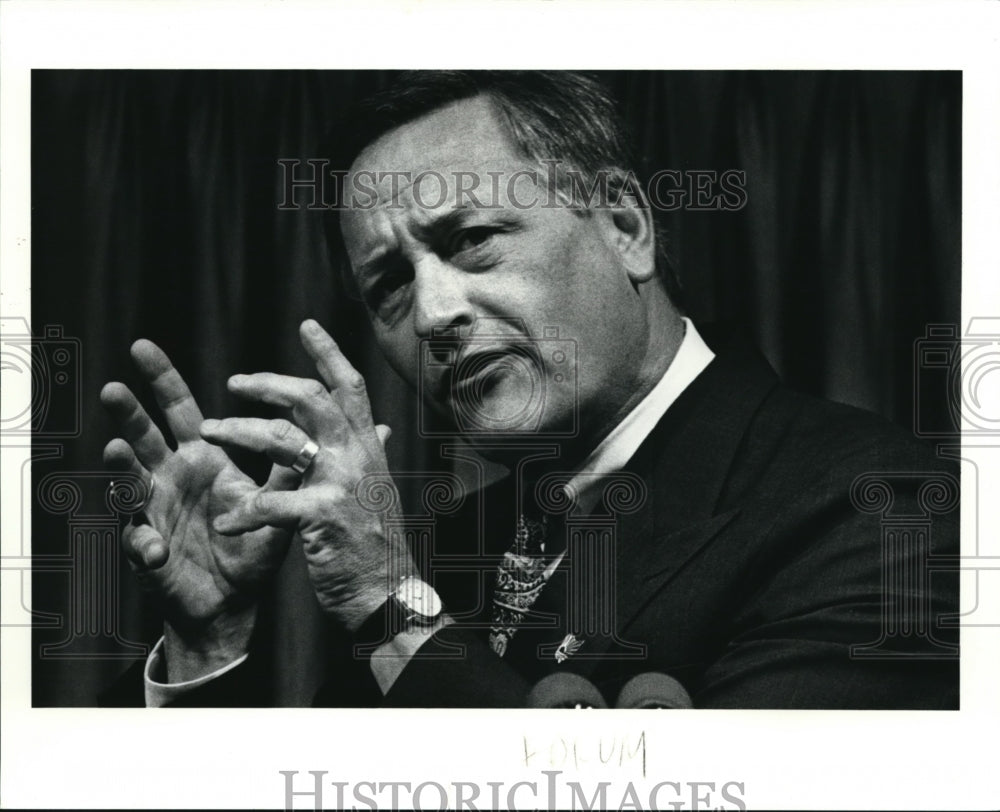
[{"x1": 341, "y1": 95, "x2": 653, "y2": 456}]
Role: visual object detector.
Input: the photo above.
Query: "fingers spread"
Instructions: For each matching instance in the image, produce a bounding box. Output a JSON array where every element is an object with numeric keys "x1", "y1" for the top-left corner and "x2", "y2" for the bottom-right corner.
[
  {"x1": 200, "y1": 416, "x2": 315, "y2": 468},
  {"x1": 227, "y1": 372, "x2": 348, "y2": 445},
  {"x1": 130, "y1": 339, "x2": 205, "y2": 443},
  {"x1": 103, "y1": 437, "x2": 147, "y2": 477},
  {"x1": 264, "y1": 462, "x2": 302, "y2": 493},
  {"x1": 100, "y1": 382, "x2": 170, "y2": 468},
  {"x1": 227, "y1": 372, "x2": 330, "y2": 409},
  {"x1": 299, "y1": 319, "x2": 376, "y2": 432},
  {"x1": 122, "y1": 522, "x2": 169, "y2": 570},
  {"x1": 213, "y1": 489, "x2": 308, "y2": 535}
]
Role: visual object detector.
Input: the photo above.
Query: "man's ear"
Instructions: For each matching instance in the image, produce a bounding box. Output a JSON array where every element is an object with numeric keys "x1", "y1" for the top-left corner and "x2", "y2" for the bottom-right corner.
[{"x1": 601, "y1": 183, "x2": 657, "y2": 285}]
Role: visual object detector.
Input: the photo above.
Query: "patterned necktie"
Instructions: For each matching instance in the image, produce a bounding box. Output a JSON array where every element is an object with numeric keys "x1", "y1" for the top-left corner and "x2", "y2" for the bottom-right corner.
[{"x1": 489, "y1": 511, "x2": 553, "y2": 657}]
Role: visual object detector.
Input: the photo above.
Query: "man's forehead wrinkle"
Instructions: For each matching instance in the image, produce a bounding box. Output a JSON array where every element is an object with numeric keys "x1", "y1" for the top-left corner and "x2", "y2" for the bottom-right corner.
[
  {"x1": 374, "y1": 176, "x2": 416, "y2": 212},
  {"x1": 408, "y1": 205, "x2": 480, "y2": 243},
  {"x1": 359, "y1": 207, "x2": 464, "y2": 262},
  {"x1": 362, "y1": 153, "x2": 527, "y2": 220},
  {"x1": 342, "y1": 205, "x2": 398, "y2": 271},
  {"x1": 349, "y1": 202, "x2": 463, "y2": 277}
]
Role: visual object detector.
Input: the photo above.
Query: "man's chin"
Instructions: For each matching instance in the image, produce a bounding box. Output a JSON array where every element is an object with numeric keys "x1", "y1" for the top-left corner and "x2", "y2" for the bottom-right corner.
[
  {"x1": 422, "y1": 376, "x2": 577, "y2": 452},
  {"x1": 447, "y1": 375, "x2": 543, "y2": 431},
  {"x1": 444, "y1": 401, "x2": 578, "y2": 450}
]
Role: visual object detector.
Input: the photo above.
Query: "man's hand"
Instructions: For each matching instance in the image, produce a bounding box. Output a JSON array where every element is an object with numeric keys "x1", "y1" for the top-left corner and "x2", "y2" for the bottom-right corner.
[
  {"x1": 199, "y1": 319, "x2": 415, "y2": 633},
  {"x1": 101, "y1": 340, "x2": 297, "y2": 682}
]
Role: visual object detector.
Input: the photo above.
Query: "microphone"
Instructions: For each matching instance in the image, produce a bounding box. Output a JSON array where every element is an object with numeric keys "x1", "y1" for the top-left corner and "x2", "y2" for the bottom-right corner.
[
  {"x1": 615, "y1": 672, "x2": 692, "y2": 709},
  {"x1": 527, "y1": 673, "x2": 608, "y2": 708}
]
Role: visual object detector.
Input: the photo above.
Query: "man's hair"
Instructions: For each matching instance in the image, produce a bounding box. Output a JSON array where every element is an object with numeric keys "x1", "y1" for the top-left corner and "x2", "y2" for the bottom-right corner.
[{"x1": 325, "y1": 70, "x2": 682, "y2": 308}]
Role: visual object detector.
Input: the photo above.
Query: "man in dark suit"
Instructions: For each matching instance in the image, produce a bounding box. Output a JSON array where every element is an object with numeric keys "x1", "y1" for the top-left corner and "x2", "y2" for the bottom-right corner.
[{"x1": 100, "y1": 72, "x2": 958, "y2": 708}]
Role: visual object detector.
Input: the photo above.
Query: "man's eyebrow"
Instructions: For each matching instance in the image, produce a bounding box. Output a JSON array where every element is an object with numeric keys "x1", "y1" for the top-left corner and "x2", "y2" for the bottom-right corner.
[
  {"x1": 354, "y1": 247, "x2": 394, "y2": 281},
  {"x1": 411, "y1": 206, "x2": 516, "y2": 244},
  {"x1": 410, "y1": 207, "x2": 469, "y2": 243},
  {"x1": 354, "y1": 206, "x2": 519, "y2": 280}
]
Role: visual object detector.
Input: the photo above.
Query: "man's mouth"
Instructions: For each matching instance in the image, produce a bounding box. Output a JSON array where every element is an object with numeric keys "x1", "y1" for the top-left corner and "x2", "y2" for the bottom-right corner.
[
  {"x1": 450, "y1": 349, "x2": 514, "y2": 400},
  {"x1": 424, "y1": 342, "x2": 549, "y2": 433}
]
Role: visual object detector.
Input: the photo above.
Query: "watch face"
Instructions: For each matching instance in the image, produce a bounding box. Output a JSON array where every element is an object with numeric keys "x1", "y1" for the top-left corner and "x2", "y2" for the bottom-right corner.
[{"x1": 397, "y1": 576, "x2": 442, "y2": 619}]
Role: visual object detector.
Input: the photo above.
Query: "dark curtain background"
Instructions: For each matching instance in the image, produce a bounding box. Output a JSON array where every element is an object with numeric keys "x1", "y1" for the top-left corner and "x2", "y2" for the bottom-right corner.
[{"x1": 30, "y1": 70, "x2": 960, "y2": 705}]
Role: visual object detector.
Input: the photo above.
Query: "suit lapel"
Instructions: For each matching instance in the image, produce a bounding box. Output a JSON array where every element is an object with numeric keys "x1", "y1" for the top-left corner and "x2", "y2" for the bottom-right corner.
[{"x1": 537, "y1": 333, "x2": 781, "y2": 672}]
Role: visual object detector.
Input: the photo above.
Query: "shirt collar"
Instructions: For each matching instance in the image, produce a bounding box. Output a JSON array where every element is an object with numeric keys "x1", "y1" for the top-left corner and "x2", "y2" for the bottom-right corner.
[{"x1": 567, "y1": 318, "x2": 715, "y2": 513}]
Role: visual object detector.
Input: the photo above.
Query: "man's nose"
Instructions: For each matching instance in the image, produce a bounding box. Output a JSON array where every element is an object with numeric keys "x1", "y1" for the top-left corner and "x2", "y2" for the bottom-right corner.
[{"x1": 412, "y1": 254, "x2": 475, "y2": 340}]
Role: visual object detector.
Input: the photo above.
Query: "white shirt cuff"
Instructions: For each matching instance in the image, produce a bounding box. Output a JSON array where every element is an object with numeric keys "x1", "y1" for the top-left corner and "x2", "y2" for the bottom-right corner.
[{"x1": 143, "y1": 636, "x2": 249, "y2": 707}]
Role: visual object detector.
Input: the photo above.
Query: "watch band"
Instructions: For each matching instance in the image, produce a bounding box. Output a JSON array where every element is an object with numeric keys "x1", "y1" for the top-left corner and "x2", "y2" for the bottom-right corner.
[{"x1": 352, "y1": 598, "x2": 402, "y2": 652}]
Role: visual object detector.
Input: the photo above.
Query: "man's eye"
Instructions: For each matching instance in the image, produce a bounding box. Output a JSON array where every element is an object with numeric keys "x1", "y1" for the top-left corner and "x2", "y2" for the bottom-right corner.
[
  {"x1": 364, "y1": 265, "x2": 413, "y2": 311},
  {"x1": 449, "y1": 226, "x2": 497, "y2": 255}
]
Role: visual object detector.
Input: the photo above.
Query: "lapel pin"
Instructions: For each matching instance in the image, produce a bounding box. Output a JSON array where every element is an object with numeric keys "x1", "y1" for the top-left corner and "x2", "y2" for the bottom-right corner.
[{"x1": 554, "y1": 633, "x2": 584, "y2": 663}]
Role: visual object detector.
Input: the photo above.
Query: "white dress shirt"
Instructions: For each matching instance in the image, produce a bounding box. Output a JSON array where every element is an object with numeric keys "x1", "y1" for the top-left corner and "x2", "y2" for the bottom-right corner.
[
  {"x1": 144, "y1": 318, "x2": 715, "y2": 705},
  {"x1": 566, "y1": 317, "x2": 715, "y2": 514}
]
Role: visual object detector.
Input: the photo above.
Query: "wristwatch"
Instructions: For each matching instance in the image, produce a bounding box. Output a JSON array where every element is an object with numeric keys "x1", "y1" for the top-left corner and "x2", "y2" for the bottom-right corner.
[
  {"x1": 392, "y1": 575, "x2": 443, "y2": 628},
  {"x1": 353, "y1": 575, "x2": 444, "y2": 651}
]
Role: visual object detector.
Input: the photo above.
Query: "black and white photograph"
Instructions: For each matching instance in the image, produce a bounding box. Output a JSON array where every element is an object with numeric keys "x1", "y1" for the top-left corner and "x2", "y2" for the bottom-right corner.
[
  {"x1": 2, "y1": 2, "x2": 998, "y2": 810},
  {"x1": 29, "y1": 67, "x2": 962, "y2": 711}
]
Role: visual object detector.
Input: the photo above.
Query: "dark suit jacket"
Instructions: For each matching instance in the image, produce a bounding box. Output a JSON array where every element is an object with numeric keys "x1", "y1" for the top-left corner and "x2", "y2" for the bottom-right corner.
[{"x1": 103, "y1": 330, "x2": 959, "y2": 709}]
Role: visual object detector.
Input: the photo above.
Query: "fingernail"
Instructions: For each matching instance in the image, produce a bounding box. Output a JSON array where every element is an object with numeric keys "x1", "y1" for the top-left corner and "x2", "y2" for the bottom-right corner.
[
  {"x1": 303, "y1": 319, "x2": 320, "y2": 334},
  {"x1": 201, "y1": 418, "x2": 220, "y2": 433},
  {"x1": 144, "y1": 542, "x2": 166, "y2": 568},
  {"x1": 228, "y1": 374, "x2": 247, "y2": 386}
]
